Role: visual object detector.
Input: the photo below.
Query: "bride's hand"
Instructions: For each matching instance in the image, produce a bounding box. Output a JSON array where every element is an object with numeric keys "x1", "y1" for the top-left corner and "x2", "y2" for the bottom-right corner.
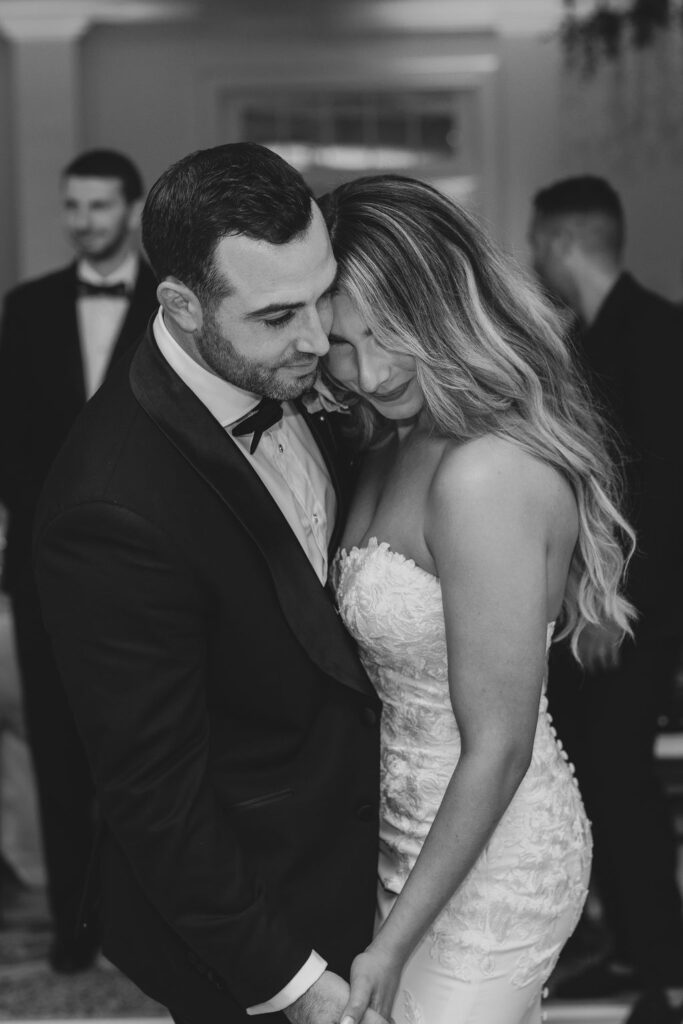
[{"x1": 340, "y1": 947, "x2": 402, "y2": 1024}]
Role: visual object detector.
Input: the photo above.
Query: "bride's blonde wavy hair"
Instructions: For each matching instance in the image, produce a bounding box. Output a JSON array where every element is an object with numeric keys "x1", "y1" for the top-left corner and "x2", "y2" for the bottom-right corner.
[{"x1": 318, "y1": 175, "x2": 635, "y2": 656}]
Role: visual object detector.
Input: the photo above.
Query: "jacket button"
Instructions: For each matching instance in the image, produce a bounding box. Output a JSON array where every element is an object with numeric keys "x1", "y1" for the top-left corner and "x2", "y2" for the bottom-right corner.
[
  {"x1": 362, "y1": 706, "x2": 378, "y2": 727},
  {"x1": 357, "y1": 803, "x2": 375, "y2": 822}
]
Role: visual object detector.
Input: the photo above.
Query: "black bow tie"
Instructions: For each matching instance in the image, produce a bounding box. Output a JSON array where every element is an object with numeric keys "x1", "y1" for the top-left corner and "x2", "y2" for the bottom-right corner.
[
  {"x1": 231, "y1": 398, "x2": 283, "y2": 453},
  {"x1": 77, "y1": 279, "x2": 129, "y2": 299}
]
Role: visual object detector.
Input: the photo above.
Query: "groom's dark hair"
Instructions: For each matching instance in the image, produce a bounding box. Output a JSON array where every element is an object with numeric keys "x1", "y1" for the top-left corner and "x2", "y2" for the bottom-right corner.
[{"x1": 142, "y1": 142, "x2": 314, "y2": 302}]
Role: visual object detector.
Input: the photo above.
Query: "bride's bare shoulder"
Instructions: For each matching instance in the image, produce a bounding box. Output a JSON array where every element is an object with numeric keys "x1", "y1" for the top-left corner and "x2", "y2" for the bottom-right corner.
[{"x1": 427, "y1": 434, "x2": 575, "y2": 526}]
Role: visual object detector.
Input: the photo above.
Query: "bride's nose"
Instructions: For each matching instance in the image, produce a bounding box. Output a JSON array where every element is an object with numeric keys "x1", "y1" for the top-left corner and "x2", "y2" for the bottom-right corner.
[{"x1": 357, "y1": 353, "x2": 391, "y2": 394}]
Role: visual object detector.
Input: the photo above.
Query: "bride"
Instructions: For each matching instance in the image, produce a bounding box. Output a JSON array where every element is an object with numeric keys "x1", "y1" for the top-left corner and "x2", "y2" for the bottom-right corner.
[{"x1": 318, "y1": 176, "x2": 635, "y2": 1024}]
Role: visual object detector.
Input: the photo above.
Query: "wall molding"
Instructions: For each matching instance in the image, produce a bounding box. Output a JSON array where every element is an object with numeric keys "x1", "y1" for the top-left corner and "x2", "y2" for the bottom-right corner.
[
  {"x1": 338, "y1": 1, "x2": 563, "y2": 35},
  {"x1": 0, "y1": 1, "x2": 196, "y2": 41}
]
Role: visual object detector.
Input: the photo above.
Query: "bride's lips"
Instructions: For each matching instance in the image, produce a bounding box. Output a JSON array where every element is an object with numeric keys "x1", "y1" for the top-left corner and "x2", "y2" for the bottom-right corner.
[{"x1": 371, "y1": 379, "x2": 413, "y2": 403}]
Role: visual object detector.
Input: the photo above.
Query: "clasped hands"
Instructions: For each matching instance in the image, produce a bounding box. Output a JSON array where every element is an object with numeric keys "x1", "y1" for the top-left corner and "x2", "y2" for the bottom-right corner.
[{"x1": 285, "y1": 946, "x2": 401, "y2": 1024}]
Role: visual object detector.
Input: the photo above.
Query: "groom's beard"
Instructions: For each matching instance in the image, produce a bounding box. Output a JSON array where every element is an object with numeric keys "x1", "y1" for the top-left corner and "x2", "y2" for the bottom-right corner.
[{"x1": 194, "y1": 308, "x2": 320, "y2": 401}]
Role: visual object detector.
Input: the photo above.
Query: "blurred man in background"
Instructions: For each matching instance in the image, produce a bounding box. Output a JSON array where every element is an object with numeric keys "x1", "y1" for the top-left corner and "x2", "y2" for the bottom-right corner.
[
  {"x1": 0, "y1": 149, "x2": 157, "y2": 971},
  {"x1": 529, "y1": 175, "x2": 683, "y2": 1024}
]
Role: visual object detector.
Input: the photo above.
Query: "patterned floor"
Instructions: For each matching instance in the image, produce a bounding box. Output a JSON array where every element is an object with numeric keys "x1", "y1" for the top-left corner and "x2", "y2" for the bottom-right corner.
[{"x1": 0, "y1": 875, "x2": 165, "y2": 1021}]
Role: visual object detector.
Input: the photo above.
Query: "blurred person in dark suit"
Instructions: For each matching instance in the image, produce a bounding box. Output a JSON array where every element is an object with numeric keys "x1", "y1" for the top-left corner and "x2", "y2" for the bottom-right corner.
[
  {"x1": 0, "y1": 149, "x2": 157, "y2": 971},
  {"x1": 529, "y1": 176, "x2": 683, "y2": 1023}
]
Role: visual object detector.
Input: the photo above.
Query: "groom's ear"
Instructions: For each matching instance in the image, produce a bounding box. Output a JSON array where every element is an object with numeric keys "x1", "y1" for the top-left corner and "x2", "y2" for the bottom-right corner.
[{"x1": 156, "y1": 277, "x2": 204, "y2": 333}]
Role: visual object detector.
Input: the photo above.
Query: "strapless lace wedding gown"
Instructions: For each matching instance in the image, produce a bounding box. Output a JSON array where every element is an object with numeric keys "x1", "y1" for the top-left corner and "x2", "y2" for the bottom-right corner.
[{"x1": 333, "y1": 539, "x2": 591, "y2": 1024}]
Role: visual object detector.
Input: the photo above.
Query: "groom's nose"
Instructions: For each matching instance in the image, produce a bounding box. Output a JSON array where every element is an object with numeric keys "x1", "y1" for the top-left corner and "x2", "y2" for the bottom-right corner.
[{"x1": 296, "y1": 309, "x2": 330, "y2": 357}]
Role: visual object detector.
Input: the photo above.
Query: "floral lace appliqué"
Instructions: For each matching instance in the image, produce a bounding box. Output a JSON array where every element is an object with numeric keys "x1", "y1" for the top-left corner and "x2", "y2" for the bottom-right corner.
[{"x1": 402, "y1": 988, "x2": 426, "y2": 1024}]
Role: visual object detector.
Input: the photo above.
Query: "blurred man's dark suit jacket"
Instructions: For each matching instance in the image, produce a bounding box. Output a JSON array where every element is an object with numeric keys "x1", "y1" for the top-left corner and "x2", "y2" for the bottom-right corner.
[
  {"x1": 0, "y1": 259, "x2": 158, "y2": 959},
  {"x1": 577, "y1": 272, "x2": 683, "y2": 634},
  {"x1": 549, "y1": 271, "x2": 683, "y2": 986},
  {"x1": 33, "y1": 327, "x2": 380, "y2": 1022},
  {"x1": 0, "y1": 259, "x2": 158, "y2": 590}
]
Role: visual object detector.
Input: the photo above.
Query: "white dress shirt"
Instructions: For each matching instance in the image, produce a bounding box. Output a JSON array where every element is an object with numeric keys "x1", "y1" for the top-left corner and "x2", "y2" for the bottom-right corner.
[
  {"x1": 76, "y1": 253, "x2": 138, "y2": 399},
  {"x1": 153, "y1": 309, "x2": 335, "y2": 585},
  {"x1": 153, "y1": 309, "x2": 330, "y2": 1010}
]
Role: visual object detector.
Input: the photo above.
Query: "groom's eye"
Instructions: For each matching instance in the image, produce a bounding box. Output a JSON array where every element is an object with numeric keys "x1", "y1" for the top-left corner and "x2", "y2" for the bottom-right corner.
[{"x1": 263, "y1": 311, "x2": 295, "y2": 329}]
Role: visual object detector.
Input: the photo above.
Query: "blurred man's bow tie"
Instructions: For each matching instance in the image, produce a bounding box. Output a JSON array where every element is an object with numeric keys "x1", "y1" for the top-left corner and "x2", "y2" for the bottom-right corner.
[
  {"x1": 231, "y1": 398, "x2": 283, "y2": 453},
  {"x1": 77, "y1": 279, "x2": 129, "y2": 299}
]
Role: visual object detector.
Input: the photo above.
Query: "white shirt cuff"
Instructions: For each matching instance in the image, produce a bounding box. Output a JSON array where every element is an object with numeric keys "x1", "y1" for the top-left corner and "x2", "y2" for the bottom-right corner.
[{"x1": 246, "y1": 951, "x2": 327, "y2": 1015}]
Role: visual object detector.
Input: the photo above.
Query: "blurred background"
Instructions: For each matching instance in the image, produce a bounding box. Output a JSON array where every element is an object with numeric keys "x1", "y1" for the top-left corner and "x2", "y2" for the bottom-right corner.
[
  {"x1": 0, "y1": 0, "x2": 682, "y2": 296},
  {"x1": 0, "y1": 2, "x2": 682, "y2": 1022}
]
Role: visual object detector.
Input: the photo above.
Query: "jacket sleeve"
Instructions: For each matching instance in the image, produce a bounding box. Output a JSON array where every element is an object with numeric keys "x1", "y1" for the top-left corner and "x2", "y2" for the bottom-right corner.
[
  {"x1": 624, "y1": 307, "x2": 683, "y2": 627},
  {"x1": 0, "y1": 288, "x2": 33, "y2": 509},
  {"x1": 34, "y1": 499, "x2": 313, "y2": 1006}
]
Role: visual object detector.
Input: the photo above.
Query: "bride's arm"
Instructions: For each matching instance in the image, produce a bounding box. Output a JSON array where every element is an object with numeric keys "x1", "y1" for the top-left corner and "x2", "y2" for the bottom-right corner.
[{"x1": 341, "y1": 440, "x2": 558, "y2": 1022}]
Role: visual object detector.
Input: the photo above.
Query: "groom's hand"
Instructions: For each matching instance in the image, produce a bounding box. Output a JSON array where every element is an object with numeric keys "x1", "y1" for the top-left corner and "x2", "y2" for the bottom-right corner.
[{"x1": 284, "y1": 970, "x2": 389, "y2": 1024}]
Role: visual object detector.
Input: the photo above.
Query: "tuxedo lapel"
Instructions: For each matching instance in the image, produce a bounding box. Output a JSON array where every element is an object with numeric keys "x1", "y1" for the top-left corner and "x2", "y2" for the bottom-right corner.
[
  {"x1": 56, "y1": 265, "x2": 87, "y2": 408},
  {"x1": 129, "y1": 331, "x2": 374, "y2": 700},
  {"x1": 106, "y1": 260, "x2": 157, "y2": 373},
  {"x1": 583, "y1": 273, "x2": 631, "y2": 359}
]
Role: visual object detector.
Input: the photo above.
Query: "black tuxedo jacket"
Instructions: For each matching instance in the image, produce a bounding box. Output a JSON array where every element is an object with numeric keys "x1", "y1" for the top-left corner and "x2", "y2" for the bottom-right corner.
[
  {"x1": 574, "y1": 272, "x2": 683, "y2": 634},
  {"x1": 0, "y1": 259, "x2": 158, "y2": 592},
  {"x1": 34, "y1": 327, "x2": 381, "y2": 1022}
]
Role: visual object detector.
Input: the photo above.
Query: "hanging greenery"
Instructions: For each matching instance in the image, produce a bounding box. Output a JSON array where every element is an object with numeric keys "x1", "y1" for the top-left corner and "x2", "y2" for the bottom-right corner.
[{"x1": 562, "y1": 0, "x2": 680, "y2": 72}]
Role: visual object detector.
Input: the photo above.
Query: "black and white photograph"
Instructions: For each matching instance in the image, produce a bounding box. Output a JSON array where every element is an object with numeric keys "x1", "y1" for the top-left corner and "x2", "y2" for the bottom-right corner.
[{"x1": 0, "y1": 3, "x2": 682, "y2": 1024}]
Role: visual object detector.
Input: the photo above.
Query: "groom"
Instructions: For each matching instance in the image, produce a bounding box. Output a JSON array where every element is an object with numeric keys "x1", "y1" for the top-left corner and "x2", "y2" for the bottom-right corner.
[{"x1": 34, "y1": 144, "x2": 381, "y2": 1024}]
